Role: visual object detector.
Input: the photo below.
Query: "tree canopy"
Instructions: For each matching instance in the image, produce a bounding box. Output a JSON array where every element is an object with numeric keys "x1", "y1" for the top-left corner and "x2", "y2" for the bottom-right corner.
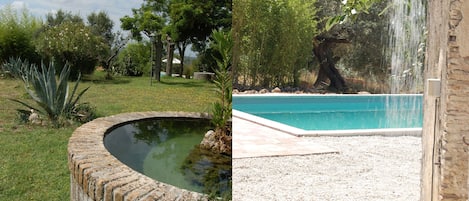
[
  {"x1": 45, "y1": 9, "x2": 83, "y2": 27},
  {"x1": 120, "y1": 0, "x2": 232, "y2": 78},
  {"x1": 166, "y1": 0, "x2": 232, "y2": 74},
  {"x1": 167, "y1": 0, "x2": 232, "y2": 50},
  {"x1": 87, "y1": 11, "x2": 114, "y2": 46},
  {"x1": 120, "y1": 0, "x2": 167, "y2": 40},
  {"x1": 313, "y1": 0, "x2": 390, "y2": 92}
]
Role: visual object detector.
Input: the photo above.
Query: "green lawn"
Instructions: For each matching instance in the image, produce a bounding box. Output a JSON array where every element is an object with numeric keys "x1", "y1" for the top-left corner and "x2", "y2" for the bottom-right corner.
[{"x1": 0, "y1": 74, "x2": 216, "y2": 200}]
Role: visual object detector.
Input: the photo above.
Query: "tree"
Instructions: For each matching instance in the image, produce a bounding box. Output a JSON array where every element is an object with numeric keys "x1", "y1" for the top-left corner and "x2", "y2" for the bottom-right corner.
[
  {"x1": 166, "y1": 0, "x2": 232, "y2": 75},
  {"x1": 121, "y1": 0, "x2": 232, "y2": 79},
  {"x1": 45, "y1": 9, "x2": 83, "y2": 27},
  {"x1": 120, "y1": 0, "x2": 167, "y2": 81},
  {"x1": 101, "y1": 32, "x2": 128, "y2": 79},
  {"x1": 164, "y1": 34, "x2": 175, "y2": 76},
  {"x1": 87, "y1": 11, "x2": 114, "y2": 46},
  {"x1": 312, "y1": 0, "x2": 382, "y2": 92},
  {"x1": 87, "y1": 11, "x2": 127, "y2": 79},
  {"x1": 312, "y1": 37, "x2": 348, "y2": 91}
]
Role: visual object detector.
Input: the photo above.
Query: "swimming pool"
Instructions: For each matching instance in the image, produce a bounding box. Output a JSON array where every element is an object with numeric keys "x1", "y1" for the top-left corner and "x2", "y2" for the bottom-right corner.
[{"x1": 233, "y1": 94, "x2": 423, "y2": 137}]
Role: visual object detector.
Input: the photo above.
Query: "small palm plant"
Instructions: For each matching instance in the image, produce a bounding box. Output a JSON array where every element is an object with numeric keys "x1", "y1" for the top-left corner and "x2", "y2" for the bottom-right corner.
[
  {"x1": 8, "y1": 58, "x2": 90, "y2": 127},
  {"x1": 211, "y1": 29, "x2": 232, "y2": 135},
  {"x1": 208, "y1": 29, "x2": 232, "y2": 154}
]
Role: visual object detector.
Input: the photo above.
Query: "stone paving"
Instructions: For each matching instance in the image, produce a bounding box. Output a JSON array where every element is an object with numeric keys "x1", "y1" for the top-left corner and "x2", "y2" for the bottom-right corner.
[{"x1": 232, "y1": 116, "x2": 339, "y2": 159}]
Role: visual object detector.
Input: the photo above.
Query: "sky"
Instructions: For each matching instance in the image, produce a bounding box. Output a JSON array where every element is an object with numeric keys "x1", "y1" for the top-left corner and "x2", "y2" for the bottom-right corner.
[{"x1": 0, "y1": 0, "x2": 144, "y2": 31}]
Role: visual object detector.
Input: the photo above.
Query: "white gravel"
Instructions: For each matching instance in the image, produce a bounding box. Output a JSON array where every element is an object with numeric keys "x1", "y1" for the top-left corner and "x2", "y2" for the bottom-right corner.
[{"x1": 232, "y1": 136, "x2": 421, "y2": 201}]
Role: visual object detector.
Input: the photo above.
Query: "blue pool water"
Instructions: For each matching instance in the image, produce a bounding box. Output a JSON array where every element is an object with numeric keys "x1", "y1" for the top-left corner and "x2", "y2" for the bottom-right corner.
[{"x1": 233, "y1": 95, "x2": 423, "y2": 131}]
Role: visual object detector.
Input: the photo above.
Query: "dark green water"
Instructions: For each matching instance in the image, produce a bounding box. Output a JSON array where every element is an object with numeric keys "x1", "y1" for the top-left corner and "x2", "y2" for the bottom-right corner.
[{"x1": 104, "y1": 118, "x2": 231, "y2": 197}]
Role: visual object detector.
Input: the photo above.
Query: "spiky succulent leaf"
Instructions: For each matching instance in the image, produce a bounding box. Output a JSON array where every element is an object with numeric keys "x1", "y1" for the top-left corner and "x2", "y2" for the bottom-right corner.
[
  {"x1": 56, "y1": 64, "x2": 71, "y2": 114},
  {"x1": 8, "y1": 59, "x2": 90, "y2": 125},
  {"x1": 8, "y1": 98, "x2": 44, "y2": 115}
]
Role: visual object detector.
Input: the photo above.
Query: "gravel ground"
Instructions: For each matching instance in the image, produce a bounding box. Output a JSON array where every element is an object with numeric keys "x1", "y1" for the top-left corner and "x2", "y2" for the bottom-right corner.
[{"x1": 232, "y1": 136, "x2": 421, "y2": 201}]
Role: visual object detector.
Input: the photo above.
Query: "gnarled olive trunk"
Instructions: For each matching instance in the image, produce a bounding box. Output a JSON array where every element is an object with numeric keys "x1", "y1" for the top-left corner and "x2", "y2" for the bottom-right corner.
[{"x1": 313, "y1": 37, "x2": 347, "y2": 92}]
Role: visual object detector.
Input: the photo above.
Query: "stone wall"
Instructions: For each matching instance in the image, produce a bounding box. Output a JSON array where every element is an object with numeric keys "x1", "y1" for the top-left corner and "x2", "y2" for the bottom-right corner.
[
  {"x1": 68, "y1": 112, "x2": 210, "y2": 201},
  {"x1": 422, "y1": 0, "x2": 469, "y2": 200},
  {"x1": 439, "y1": 0, "x2": 469, "y2": 199}
]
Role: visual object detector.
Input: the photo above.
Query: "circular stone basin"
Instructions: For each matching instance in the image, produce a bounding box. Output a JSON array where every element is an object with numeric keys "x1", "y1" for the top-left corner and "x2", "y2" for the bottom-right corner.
[
  {"x1": 104, "y1": 117, "x2": 231, "y2": 197},
  {"x1": 68, "y1": 112, "x2": 230, "y2": 201}
]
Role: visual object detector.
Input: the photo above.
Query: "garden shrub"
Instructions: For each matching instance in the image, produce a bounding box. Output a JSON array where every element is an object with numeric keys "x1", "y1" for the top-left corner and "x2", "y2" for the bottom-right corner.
[
  {"x1": 35, "y1": 22, "x2": 108, "y2": 80},
  {"x1": 183, "y1": 64, "x2": 194, "y2": 78},
  {"x1": 67, "y1": 102, "x2": 98, "y2": 124},
  {"x1": 115, "y1": 42, "x2": 151, "y2": 76},
  {"x1": 0, "y1": 5, "x2": 41, "y2": 65}
]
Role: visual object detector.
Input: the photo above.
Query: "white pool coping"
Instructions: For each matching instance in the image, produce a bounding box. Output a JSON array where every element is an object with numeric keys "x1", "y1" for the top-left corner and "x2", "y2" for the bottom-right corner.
[
  {"x1": 233, "y1": 93, "x2": 423, "y2": 97},
  {"x1": 233, "y1": 109, "x2": 422, "y2": 137}
]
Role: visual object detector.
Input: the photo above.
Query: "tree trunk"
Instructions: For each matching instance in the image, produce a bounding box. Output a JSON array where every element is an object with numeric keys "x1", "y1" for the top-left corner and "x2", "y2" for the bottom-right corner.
[
  {"x1": 103, "y1": 53, "x2": 118, "y2": 80},
  {"x1": 312, "y1": 37, "x2": 347, "y2": 92},
  {"x1": 166, "y1": 39, "x2": 174, "y2": 77},
  {"x1": 154, "y1": 34, "x2": 163, "y2": 82},
  {"x1": 176, "y1": 40, "x2": 188, "y2": 78}
]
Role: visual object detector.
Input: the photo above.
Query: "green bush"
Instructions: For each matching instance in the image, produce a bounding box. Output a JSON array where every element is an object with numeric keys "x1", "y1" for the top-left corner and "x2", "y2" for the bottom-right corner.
[
  {"x1": 8, "y1": 59, "x2": 91, "y2": 127},
  {"x1": 67, "y1": 102, "x2": 98, "y2": 124},
  {"x1": 115, "y1": 42, "x2": 151, "y2": 76},
  {"x1": 35, "y1": 22, "x2": 108, "y2": 80},
  {"x1": 0, "y1": 5, "x2": 42, "y2": 64},
  {"x1": 183, "y1": 64, "x2": 194, "y2": 78}
]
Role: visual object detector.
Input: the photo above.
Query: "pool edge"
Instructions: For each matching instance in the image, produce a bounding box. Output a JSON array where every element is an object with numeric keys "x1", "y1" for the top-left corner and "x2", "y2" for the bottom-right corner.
[{"x1": 233, "y1": 109, "x2": 422, "y2": 137}]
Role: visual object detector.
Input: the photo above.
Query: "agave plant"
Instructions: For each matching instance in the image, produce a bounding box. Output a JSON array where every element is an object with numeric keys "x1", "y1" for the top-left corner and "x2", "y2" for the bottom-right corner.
[
  {"x1": 2, "y1": 57, "x2": 33, "y2": 79},
  {"x1": 9, "y1": 59, "x2": 89, "y2": 126}
]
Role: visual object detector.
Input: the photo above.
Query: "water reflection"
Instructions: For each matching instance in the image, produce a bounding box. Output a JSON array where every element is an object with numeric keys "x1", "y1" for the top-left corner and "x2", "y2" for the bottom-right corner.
[{"x1": 104, "y1": 118, "x2": 232, "y2": 198}]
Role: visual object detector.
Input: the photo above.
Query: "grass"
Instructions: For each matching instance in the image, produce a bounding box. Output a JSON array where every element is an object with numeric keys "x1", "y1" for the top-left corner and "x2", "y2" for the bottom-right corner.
[{"x1": 0, "y1": 73, "x2": 217, "y2": 200}]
